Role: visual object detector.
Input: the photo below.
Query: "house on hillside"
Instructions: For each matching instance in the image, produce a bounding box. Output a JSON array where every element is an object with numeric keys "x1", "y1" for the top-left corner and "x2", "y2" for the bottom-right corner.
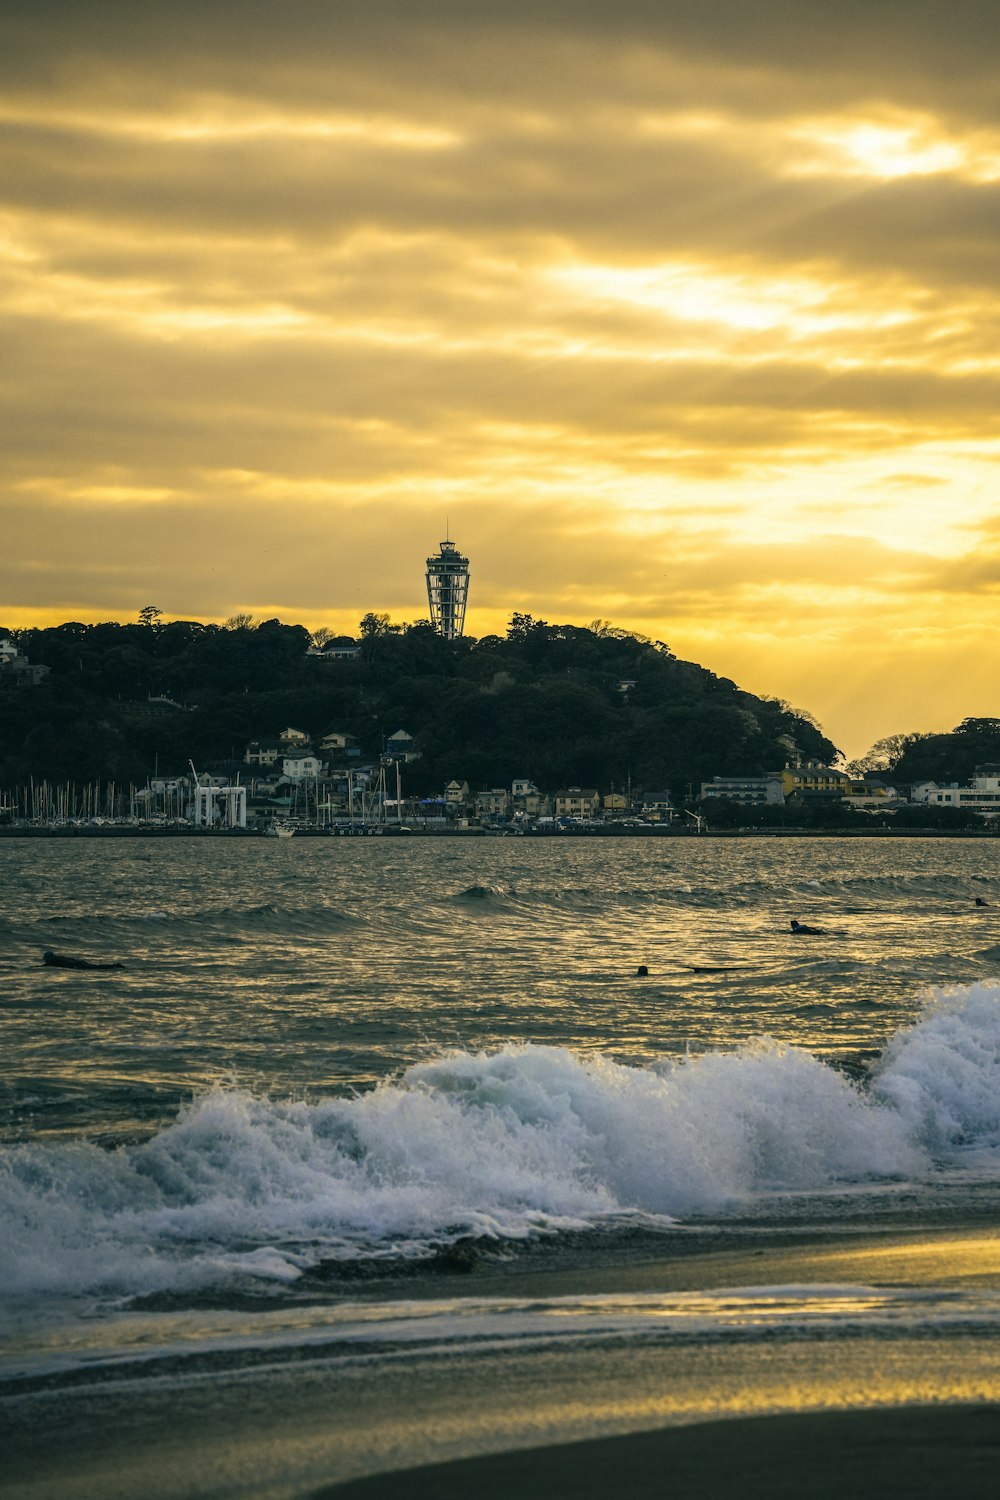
[
  {"x1": 320, "y1": 729, "x2": 361, "y2": 759},
  {"x1": 309, "y1": 637, "x2": 361, "y2": 661},
  {"x1": 244, "y1": 738, "x2": 284, "y2": 767},
  {"x1": 0, "y1": 638, "x2": 49, "y2": 688},
  {"x1": 385, "y1": 729, "x2": 420, "y2": 762},
  {"x1": 282, "y1": 754, "x2": 323, "y2": 781}
]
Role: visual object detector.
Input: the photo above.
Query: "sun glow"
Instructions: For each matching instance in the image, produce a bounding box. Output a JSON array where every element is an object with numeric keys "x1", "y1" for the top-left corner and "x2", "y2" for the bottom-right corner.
[
  {"x1": 788, "y1": 114, "x2": 1000, "y2": 181},
  {"x1": 545, "y1": 261, "x2": 915, "y2": 341}
]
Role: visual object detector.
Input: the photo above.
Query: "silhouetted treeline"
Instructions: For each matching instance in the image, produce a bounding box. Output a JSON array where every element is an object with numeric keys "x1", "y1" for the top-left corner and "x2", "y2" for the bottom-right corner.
[
  {"x1": 888, "y1": 719, "x2": 1000, "y2": 785},
  {"x1": 3, "y1": 611, "x2": 842, "y2": 794}
]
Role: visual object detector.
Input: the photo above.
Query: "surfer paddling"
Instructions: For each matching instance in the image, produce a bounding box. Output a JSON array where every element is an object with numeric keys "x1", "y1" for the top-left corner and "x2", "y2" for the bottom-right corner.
[
  {"x1": 790, "y1": 919, "x2": 826, "y2": 936},
  {"x1": 43, "y1": 951, "x2": 124, "y2": 971}
]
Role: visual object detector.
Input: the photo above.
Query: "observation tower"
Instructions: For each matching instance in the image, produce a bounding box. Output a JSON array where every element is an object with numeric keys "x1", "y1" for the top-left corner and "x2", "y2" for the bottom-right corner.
[{"x1": 425, "y1": 536, "x2": 470, "y2": 640}]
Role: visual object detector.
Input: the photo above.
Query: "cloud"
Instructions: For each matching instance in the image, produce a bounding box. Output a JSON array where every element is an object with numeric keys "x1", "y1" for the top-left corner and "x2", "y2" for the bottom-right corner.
[{"x1": 2, "y1": 2, "x2": 1000, "y2": 752}]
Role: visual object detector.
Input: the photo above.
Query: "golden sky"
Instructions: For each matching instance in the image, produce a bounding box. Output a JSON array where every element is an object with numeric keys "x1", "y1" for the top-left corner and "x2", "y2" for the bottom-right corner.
[{"x1": 2, "y1": 1, "x2": 1000, "y2": 757}]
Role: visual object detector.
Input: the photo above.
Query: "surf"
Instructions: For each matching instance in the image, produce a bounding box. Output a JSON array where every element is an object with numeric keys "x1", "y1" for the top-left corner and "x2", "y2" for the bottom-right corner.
[{"x1": 2, "y1": 982, "x2": 998, "y2": 1309}]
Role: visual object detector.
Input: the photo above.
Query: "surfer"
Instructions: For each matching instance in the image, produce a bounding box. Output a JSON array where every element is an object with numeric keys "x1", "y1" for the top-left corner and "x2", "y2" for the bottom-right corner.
[
  {"x1": 42, "y1": 951, "x2": 124, "y2": 971},
  {"x1": 975, "y1": 897, "x2": 990, "y2": 907},
  {"x1": 790, "y1": 919, "x2": 825, "y2": 936},
  {"x1": 636, "y1": 965, "x2": 649, "y2": 976}
]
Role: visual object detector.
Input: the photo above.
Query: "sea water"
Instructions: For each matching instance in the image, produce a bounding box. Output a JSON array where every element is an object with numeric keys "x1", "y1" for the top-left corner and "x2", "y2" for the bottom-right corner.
[{"x1": 1, "y1": 836, "x2": 999, "y2": 1468}]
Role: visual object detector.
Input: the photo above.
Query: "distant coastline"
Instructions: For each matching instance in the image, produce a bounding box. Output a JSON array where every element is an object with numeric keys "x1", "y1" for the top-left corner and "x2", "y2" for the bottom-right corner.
[{"x1": 1, "y1": 824, "x2": 996, "y2": 840}]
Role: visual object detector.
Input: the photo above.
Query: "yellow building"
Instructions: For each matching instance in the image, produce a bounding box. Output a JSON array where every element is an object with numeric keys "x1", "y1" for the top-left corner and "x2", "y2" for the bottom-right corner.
[
  {"x1": 781, "y1": 762, "x2": 852, "y2": 801},
  {"x1": 554, "y1": 788, "x2": 600, "y2": 818}
]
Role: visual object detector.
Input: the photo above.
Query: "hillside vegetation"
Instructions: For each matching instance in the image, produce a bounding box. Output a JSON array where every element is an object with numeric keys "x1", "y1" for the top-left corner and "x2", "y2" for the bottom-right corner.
[{"x1": 1, "y1": 614, "x2": 839, "y2": 796}]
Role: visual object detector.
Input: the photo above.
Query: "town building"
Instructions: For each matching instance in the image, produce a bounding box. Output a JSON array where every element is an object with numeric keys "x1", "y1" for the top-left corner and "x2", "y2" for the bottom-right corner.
[
  {"x1": 475, "y1": 788, "x2": 510, "y2": 821},
  {"x1": 511, "y1": 779, "x2": 547, "y2": 817},
  {"x1": 781, "y1": 762, "x2": 852, "y2": 803},
  {"x1": 282, "y1": 754, "x2": 324, "y2": 781},
  {"x1": 385, "y1": 729, "x2": 420, "y2": 762},
  {"x1": 554, "y1": 787, "x2": 600, "y2": 818},
  {"x1": 244, "y1": 738, "x2": 284, "y2": 767},
  {"x1": 844, "y1": 775, "x2": 902, "y2": 810},
  {"x1": 910, "y1": 770, "x2": 1000, "y2": 816},
  {"x1": 320, "y1": 730, "x2": 361, "y2": 758},
  {"x1": 700, "y1": 776, "x2": 785, "y2": 805},
  {"x1": 309, "y1": 637, "x2": 361, "y2": 661},
  {"x1": 0, "y1": 638, "x2": 49, "y2": 688}
]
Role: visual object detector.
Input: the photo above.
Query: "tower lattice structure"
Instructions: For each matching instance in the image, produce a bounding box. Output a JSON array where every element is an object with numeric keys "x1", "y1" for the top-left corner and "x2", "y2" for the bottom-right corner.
[{"x1": 425, "y1": 538, "x2": 470, "y2": 640}]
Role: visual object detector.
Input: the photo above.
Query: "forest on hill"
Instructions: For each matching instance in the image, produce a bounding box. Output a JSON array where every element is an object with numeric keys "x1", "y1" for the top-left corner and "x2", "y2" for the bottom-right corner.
[
  {"x1": 2, "y1": 612, "x2": 997, "y2": 801},
  {"x1": 1, "y1": 612, "x2": 838, "y2": 796}
]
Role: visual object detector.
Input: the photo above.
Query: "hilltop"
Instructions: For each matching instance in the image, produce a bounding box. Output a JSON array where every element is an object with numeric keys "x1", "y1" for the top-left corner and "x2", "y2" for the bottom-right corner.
[{"x1": 0, "y1": 613, "x2": 838, "y2": 796}]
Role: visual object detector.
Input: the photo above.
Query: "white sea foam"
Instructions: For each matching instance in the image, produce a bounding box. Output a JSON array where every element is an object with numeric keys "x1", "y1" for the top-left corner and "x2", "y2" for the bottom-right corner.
[
  {"x1": 873, "y1": 981, "x2": 1000, "y2": 1152},
  {"x1": 1, "y1": 983, "x2": 998, "y2": 1305}
]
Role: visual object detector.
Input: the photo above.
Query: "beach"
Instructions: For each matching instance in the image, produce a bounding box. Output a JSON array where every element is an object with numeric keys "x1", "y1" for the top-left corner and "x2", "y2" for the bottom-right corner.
[
  {"x1": 326, "y1": 1407, "x2": 1000, "y2": 1500},
  {"x1": 4, "y1": 1226, "x2": 998, "y2": 1498},
  {"x1": 2, "y1": 838, "x2": 999, "y2": 1496}
]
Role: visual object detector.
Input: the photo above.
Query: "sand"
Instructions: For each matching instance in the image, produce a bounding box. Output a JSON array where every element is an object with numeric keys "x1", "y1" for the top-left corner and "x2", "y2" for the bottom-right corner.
[
  {"x1": 3, "y1": 1229, "x2": 998, "y2": 1499},
  {"x1": 322, "y1": 1405, "x2": 1000, "y2": 1500}
]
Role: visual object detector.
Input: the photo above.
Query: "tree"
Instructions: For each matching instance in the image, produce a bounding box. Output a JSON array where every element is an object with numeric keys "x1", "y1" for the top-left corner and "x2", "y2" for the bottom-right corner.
[
  {"x1": 1, "y1": 612, "x2": 852, "y2": 798},
  {"x1": 846, "y1": 732, "x2": 928, "y2": 777},
  {"x1": 137, "y1": 605, "x2": 163, "y2": 629},
  {"x1": 224, "y1": 613, "x2": 258, "y2": 630},
  {"x1": 506, "y1": 612, "x2": 546, "y2": 644},
  {"x1": 359, "y1": 612, "x2": 393, "y2": 638}
]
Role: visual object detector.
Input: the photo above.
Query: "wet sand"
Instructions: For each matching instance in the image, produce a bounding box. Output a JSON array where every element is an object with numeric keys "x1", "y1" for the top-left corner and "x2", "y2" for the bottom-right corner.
[
  {"x1": 323, "y1": 1405, "x2": 1000, "y2": 1500},
  {"x1": 3, "y1": 1229, "x2": 998, "y2": 1500}
]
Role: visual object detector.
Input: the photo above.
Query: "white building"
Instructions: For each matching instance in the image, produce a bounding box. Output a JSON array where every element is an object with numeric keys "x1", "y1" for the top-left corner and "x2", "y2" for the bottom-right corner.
[
  {"x1": 282, "y1": 755, "x2": 323, "y2": 781},
  {"x1": 910, "y1": 773, "x2": 1000, "y2": 815},
  {"x1": 700, "y1": 776, "x2": 784, "y2": 805}
]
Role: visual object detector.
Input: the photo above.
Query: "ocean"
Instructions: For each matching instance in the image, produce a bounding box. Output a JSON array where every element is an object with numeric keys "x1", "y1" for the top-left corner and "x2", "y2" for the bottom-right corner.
[{"x1": 2, "y1": 836, "x2": 999, "y2": 1496}]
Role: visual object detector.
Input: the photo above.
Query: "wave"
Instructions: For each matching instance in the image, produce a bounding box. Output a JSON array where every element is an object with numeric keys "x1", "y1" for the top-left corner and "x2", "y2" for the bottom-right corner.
[
  {"x1": 455, "y1": 883, "x2": 516, "y2": 900},
  {"x1": 872, "y1": 981, "x2": 1000, "y2": 1152},
  {"x1": 1, "y1": 983, "x2": 998, "y2": 1304},
  {"x1": 6, "y1": 902, "x2": 363, "y2": 947}
]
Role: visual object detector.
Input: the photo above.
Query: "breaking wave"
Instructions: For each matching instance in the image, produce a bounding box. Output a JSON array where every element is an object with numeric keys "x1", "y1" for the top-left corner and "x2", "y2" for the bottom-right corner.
[{"x1": 1, "y1": 982, "x2": 998, "y2": 1305}]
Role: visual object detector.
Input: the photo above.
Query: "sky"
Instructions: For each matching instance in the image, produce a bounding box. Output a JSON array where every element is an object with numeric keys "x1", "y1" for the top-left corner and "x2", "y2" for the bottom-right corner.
[{"x1": 2, "y1": 1, "x2": 999, "y2": 758}]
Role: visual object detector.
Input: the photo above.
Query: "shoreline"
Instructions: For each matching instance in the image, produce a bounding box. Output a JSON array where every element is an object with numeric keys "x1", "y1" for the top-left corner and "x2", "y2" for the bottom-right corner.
[
  {"x1": 3, "y1": 1225, "x2": 998, "y2": 1499},
  {"x1": 0, "y1": 825, "x2": 996, "y2": 839}
]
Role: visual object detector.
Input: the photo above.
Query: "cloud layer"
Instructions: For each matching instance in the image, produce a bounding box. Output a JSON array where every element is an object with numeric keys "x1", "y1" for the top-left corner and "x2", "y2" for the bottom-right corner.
[{"x1": 2, "y1": 2, "x2": 999, "y2": 754}]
